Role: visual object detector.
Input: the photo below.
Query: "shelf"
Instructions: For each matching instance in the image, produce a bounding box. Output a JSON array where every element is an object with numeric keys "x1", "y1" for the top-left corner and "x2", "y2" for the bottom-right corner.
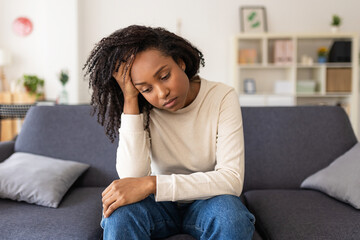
[
  {"x1": 235, "y1": 32, "x2": 358, "y2": 39},
  {"x1": 296, "y1": 33, "x2": 357, "y2": 39},
  {"x1": 240, "y1": 93, "x2": 351, "y2": 98},
  {"x1": 297, "y1": 63, "x2": 351, "y2": 68},
  {"x1": 238, "y1": 64, "x2": 293, "y2": 69},
  {"x1": 240, "y1": 93, "x2": 294, "y2": 96},
  {"x1": 297, "y1": 64, "x2": 324, "y2": 69},
  {"x1": 324, "y1": 92, "x2": 352, "y2": 97},
  {"x1": 233, "y1": 32, "x2": 359, "y2": 136},
  {"x1": 296, "y1": 93, "x2": 351, "y2": 98},
  {"x1": 324, "y1": 63, "x2": 352, "y2": 68}
]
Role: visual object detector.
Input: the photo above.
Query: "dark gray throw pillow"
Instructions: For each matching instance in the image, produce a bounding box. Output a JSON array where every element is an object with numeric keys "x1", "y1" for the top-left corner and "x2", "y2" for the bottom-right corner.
[
  {"x1": 301, "y1": 142, "x2": 360, "y2": 209},
  {"x1": 0, "y1": 152, "x2": 89, "y2": 208}
]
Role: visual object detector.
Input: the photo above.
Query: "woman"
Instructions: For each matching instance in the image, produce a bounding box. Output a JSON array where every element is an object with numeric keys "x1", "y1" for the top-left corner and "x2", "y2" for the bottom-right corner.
[{"x1": 84, "y1": 25, "x2": 255, "y2": 240}]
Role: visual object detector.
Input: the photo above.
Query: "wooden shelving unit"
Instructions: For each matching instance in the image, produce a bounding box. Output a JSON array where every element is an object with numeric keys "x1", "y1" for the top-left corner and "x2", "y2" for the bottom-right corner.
[{"x1": 231, "y1": 33, "x2": 359, "y2": 135}]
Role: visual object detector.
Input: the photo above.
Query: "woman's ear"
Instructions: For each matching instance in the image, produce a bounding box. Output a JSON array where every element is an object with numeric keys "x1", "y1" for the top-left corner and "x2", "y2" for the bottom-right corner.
[{"x1": 178, "y1": 59, "x2": 186, "y2": 71}]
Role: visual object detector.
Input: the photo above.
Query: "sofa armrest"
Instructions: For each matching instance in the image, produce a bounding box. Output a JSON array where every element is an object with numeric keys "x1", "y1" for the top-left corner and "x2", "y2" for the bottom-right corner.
[{"x1": 0, "y1": 141, "x2": 15, "y2": 163}]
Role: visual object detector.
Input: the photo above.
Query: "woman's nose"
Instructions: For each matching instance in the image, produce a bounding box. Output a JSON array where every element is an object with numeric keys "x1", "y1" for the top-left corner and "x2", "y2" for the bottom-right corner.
[{"x1": 157, "y1": 84, "x2": 169, "y2": 99}]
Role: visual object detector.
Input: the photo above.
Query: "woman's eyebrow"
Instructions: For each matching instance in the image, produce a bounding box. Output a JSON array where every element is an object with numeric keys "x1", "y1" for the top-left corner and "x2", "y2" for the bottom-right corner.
[
  {"x1": 134, "y1": 82, "x2": 147, "y2": 86},
  {"x1": 153, "y1": 65, "x2": 167, "y2": 77}
]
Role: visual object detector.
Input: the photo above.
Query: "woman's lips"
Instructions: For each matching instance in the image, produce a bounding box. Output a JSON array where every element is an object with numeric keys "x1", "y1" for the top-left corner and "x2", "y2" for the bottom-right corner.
[{"x1": 163, "y1": 97, "x2": 177, "y2": 108}]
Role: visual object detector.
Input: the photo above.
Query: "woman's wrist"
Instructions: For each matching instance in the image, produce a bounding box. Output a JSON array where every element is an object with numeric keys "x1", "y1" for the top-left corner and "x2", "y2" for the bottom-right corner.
[
  {"x1": 123, "y1": 97, "x2": 139, "y2": 114},
  {"x1": 144, "y1": 176, "x2": 156, "y2": 195}
]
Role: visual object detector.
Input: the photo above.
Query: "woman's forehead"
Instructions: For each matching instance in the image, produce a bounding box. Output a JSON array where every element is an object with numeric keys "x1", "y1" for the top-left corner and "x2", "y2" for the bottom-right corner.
[{"x1": 131, "y1": 49, "x2": 174, "y2": 81}]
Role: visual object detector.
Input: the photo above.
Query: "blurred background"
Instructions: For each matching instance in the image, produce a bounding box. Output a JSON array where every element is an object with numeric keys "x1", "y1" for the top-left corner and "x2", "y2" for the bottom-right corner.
[{"x1": 0, "y1": 0, "x2": 359, "y2": 138}]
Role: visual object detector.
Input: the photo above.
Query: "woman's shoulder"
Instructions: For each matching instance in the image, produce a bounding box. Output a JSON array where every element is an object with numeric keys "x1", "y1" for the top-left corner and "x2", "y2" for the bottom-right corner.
[{"x1": 200, "y1": 78, "x2": 236, "y2": 98}]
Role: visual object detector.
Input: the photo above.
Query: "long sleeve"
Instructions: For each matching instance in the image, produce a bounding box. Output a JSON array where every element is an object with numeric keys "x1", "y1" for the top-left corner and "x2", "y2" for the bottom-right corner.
[
  {"x1": 155, "y1": 89, "x2": 244, "y2": 202},
  {"x1": 116, "y1": 114, "x2": 151, "y2": 178}
]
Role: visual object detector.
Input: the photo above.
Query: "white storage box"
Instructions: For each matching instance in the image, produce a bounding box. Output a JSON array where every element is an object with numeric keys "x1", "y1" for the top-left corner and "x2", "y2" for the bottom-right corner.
[{"x1": 297, "y1": 80, "x2": 317, "y2": 93}]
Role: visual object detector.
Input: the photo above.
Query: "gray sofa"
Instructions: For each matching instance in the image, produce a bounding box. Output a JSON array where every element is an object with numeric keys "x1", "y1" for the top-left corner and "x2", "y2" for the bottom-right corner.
[{"x1": 0, "y1": 105, "x2": 359, "y2": 240}]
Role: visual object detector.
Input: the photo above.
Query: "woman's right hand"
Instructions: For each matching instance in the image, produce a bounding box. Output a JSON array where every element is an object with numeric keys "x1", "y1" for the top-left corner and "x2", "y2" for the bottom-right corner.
[
  {"x1": 113, "y1": 55, "x2": 140, "y2": 114},
  {"x1": 113, "y1": 55, "x2": 139, "y2": 100}
]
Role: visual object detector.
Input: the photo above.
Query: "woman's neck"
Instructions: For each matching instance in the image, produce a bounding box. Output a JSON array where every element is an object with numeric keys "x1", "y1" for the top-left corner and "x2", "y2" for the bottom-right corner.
[{"x1": 184, "y1": 79, "x2": 201, "y2": 107}]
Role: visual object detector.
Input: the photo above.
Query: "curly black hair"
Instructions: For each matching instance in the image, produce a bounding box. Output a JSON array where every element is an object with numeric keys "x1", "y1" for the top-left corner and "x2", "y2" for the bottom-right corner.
[{"x1": 83, "y1": 25, "x2": 205, "y2": 142}]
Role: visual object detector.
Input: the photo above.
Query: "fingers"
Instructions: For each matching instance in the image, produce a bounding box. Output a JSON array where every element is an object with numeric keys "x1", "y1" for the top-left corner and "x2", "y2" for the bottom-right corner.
[
  {"x1": 101, "y1": 177, "x2": 148, "y2": 218},
  {"x1": 102, "y1": 180, "x2": 122, "y2": 217},
  {"x1": 121, "y1": 55, "x2": 135, "y2": 85},
  {"x1": 102, "y1": 189, "x2": 113, "y2": 205},
  {"x1": 103, "y1": 199, "x2": 122, "y2": 218},
  {"x1": 112, "y1": 55, "x2": 139, "y2": 98},
  {"x1": 102, "y1": 183, "x2": 112, "y2": 197},
  {"x1": 102, "y1": 180, "x2": 117, "y2": 201},
  {"x1": 112, "y1": 60, "x2": 125, "y2": 80},
  {"x1": 102, "y1": 179, "x2": 117, "y2": 199},
  {"x1": 102, "y1": 190, "x2": 125, "y2": 218},
  {"x1": 112, "y1": 55, "x2": 134, "y2": 81},
  {"x1": 102, "y1": 194, "x2": 115, "y2": 215}
]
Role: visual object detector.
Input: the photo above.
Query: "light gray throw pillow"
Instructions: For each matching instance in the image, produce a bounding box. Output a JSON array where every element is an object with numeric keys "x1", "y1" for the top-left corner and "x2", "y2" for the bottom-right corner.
[
  {"x1": 301, "y1": 142, "x2": 360, "y2": 209},
  {"x1": 0, "y1": 152, "x2": 89, "y2": 208}
]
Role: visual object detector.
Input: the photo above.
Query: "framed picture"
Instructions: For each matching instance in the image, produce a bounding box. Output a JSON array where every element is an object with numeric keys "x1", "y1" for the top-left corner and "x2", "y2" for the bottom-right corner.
[
  {"x1": 240, "y1": 6, "x2": 267, "y2": 33},
  {"x1": 244, "y1": 78, "x2": 256, "y2": 94}
]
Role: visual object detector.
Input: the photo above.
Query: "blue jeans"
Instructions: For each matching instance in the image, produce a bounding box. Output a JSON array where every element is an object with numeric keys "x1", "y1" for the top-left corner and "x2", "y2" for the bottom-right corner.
[{"x1": 101, "y1": 194, "x2": 255, "y2": 240}]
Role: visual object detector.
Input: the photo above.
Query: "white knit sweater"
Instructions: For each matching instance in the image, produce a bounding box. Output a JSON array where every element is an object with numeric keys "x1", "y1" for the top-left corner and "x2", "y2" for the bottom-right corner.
[{"x1": 116, "y1": 78, "x2": 244, "y2": 202}]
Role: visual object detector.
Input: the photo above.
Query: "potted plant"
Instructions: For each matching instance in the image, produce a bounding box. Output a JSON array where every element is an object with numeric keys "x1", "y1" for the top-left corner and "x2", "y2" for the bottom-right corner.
[
  {"x1": 317, "y1": 47, "x2": 328, "y2": 63},
  {"x1": 58, "y1": 69, "x2": 69, "y2": 104},
  {"x1": 21, "y1": 74, "x2": 45, "y2": 100},
  {"x1": 331, "y1": 15, "x2": 341, "y2": 33}
]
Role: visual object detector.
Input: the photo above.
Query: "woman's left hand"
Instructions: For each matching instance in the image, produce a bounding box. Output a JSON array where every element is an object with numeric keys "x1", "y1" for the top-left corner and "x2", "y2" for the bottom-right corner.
[{"x1": 102, "y1": 176, "x2": 156, "y2": 218}]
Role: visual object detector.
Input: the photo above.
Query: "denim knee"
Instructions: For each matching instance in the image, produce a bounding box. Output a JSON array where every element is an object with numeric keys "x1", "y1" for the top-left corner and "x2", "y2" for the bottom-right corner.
[
  {"x1": 101, "y1": 202, "x2": 146, "y2": 228},
  {"x1": 101, "y1": 195, "x2": 182, "y2": 240},
  {"x1": 209, "y1": 195, "x2": 254, "y2": 224},
  {"x1": 101, "y1": 196, "x2": 155, "y2": 239},
  {"x1": 184, "y1": 195, "x2": 255, "y2": 240}
]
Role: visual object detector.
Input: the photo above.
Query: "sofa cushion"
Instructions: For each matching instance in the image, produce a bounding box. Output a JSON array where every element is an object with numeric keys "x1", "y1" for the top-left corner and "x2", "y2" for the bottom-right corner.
[
  {"x1": 241, "y1": 106, "x2": 357, "y2": 191},
  {"x1": 0, "y1": 152, "x2": 89, "y2": 208},
  {"x1": 0, "y1": 141, "x2": 15, "y2": 162},
  {"x1": 0, "y1": 187, "x2": 103, "y2": 240},
  {"x1": 244, "y1": 189, "x2": 360, "y2": 240},
  {"x1": 15, "y1": 105, "x2": 119, "y2": 187},
  {"x1": 301, "y1": 142, "x2": 360, "y2": 209},
  {"x1": 252, "y1": 230, "x2": 263, "y2": 240}
]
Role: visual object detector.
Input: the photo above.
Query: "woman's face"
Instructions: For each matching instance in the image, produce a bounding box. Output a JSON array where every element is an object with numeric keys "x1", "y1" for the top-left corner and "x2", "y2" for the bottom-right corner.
[{"x1": 130, "y1": 49, "x2": 195, "y2": 112}]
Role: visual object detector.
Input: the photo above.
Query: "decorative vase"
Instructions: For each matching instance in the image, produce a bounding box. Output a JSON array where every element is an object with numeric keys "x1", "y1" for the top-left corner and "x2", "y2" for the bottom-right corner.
[
  {"x1": 58, "y1": 85, "x2": 68, "y2": 104},
  {"x1": 331, "y1": 26, "x2": 339, "y2": 33},
  {"x1": 317, "y1": 56, "x2": 327, "y2": 63}
]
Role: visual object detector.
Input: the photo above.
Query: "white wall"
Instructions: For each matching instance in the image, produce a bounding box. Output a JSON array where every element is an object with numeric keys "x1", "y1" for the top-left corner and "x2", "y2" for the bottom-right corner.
[
  {"x1": 0, "y1": 0, "x2": 78, "y2": 103},
  {"x1": 78, "y1": 0, "x2": 360, "y2": 100},
  {"x1": 1, "y1": 0, "x2": 360, "y2": 132},
  {"x1": 77, "y1": 0, "x2": 360, "y2": 134},
  {"x1": 78, "y1": 0, "x2": 245, "y2": 103},
  {"x1": 0, "y1": 0, "x2": 48, "y2": 89},
  {"x1": 43, "y1": 0, "x2": 79, "y2": 104}
]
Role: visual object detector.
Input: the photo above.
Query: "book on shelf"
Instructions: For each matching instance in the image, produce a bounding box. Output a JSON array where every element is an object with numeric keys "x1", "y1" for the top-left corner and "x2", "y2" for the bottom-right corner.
[
  {"x1": 273, "y1": 40, "x2": 293, "y2": 65},
  {"x1": 238, "y1": 49, "x2": 257, "y2": 64}
]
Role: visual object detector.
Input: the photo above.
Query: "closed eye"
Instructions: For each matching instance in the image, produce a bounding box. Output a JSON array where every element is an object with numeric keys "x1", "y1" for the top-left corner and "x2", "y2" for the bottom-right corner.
[
  {"x1": 141, "y1": 87, "x2": 152, "y2": 93},
  {"x1": 160, "y1": 73, "x2": 170, "y2": 80}
]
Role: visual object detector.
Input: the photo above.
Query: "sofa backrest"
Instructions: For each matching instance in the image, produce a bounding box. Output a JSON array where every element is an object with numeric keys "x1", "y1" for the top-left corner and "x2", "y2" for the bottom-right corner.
[
  {"x1": 241, "y1": 106, "x2": 357, "y2": 191},
  {"x1": 15, "y1": 105, "x2": 358, "y2": 191},
  {"x1": 15, "y1": 105, "x2": 118, "y2": 187}
]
